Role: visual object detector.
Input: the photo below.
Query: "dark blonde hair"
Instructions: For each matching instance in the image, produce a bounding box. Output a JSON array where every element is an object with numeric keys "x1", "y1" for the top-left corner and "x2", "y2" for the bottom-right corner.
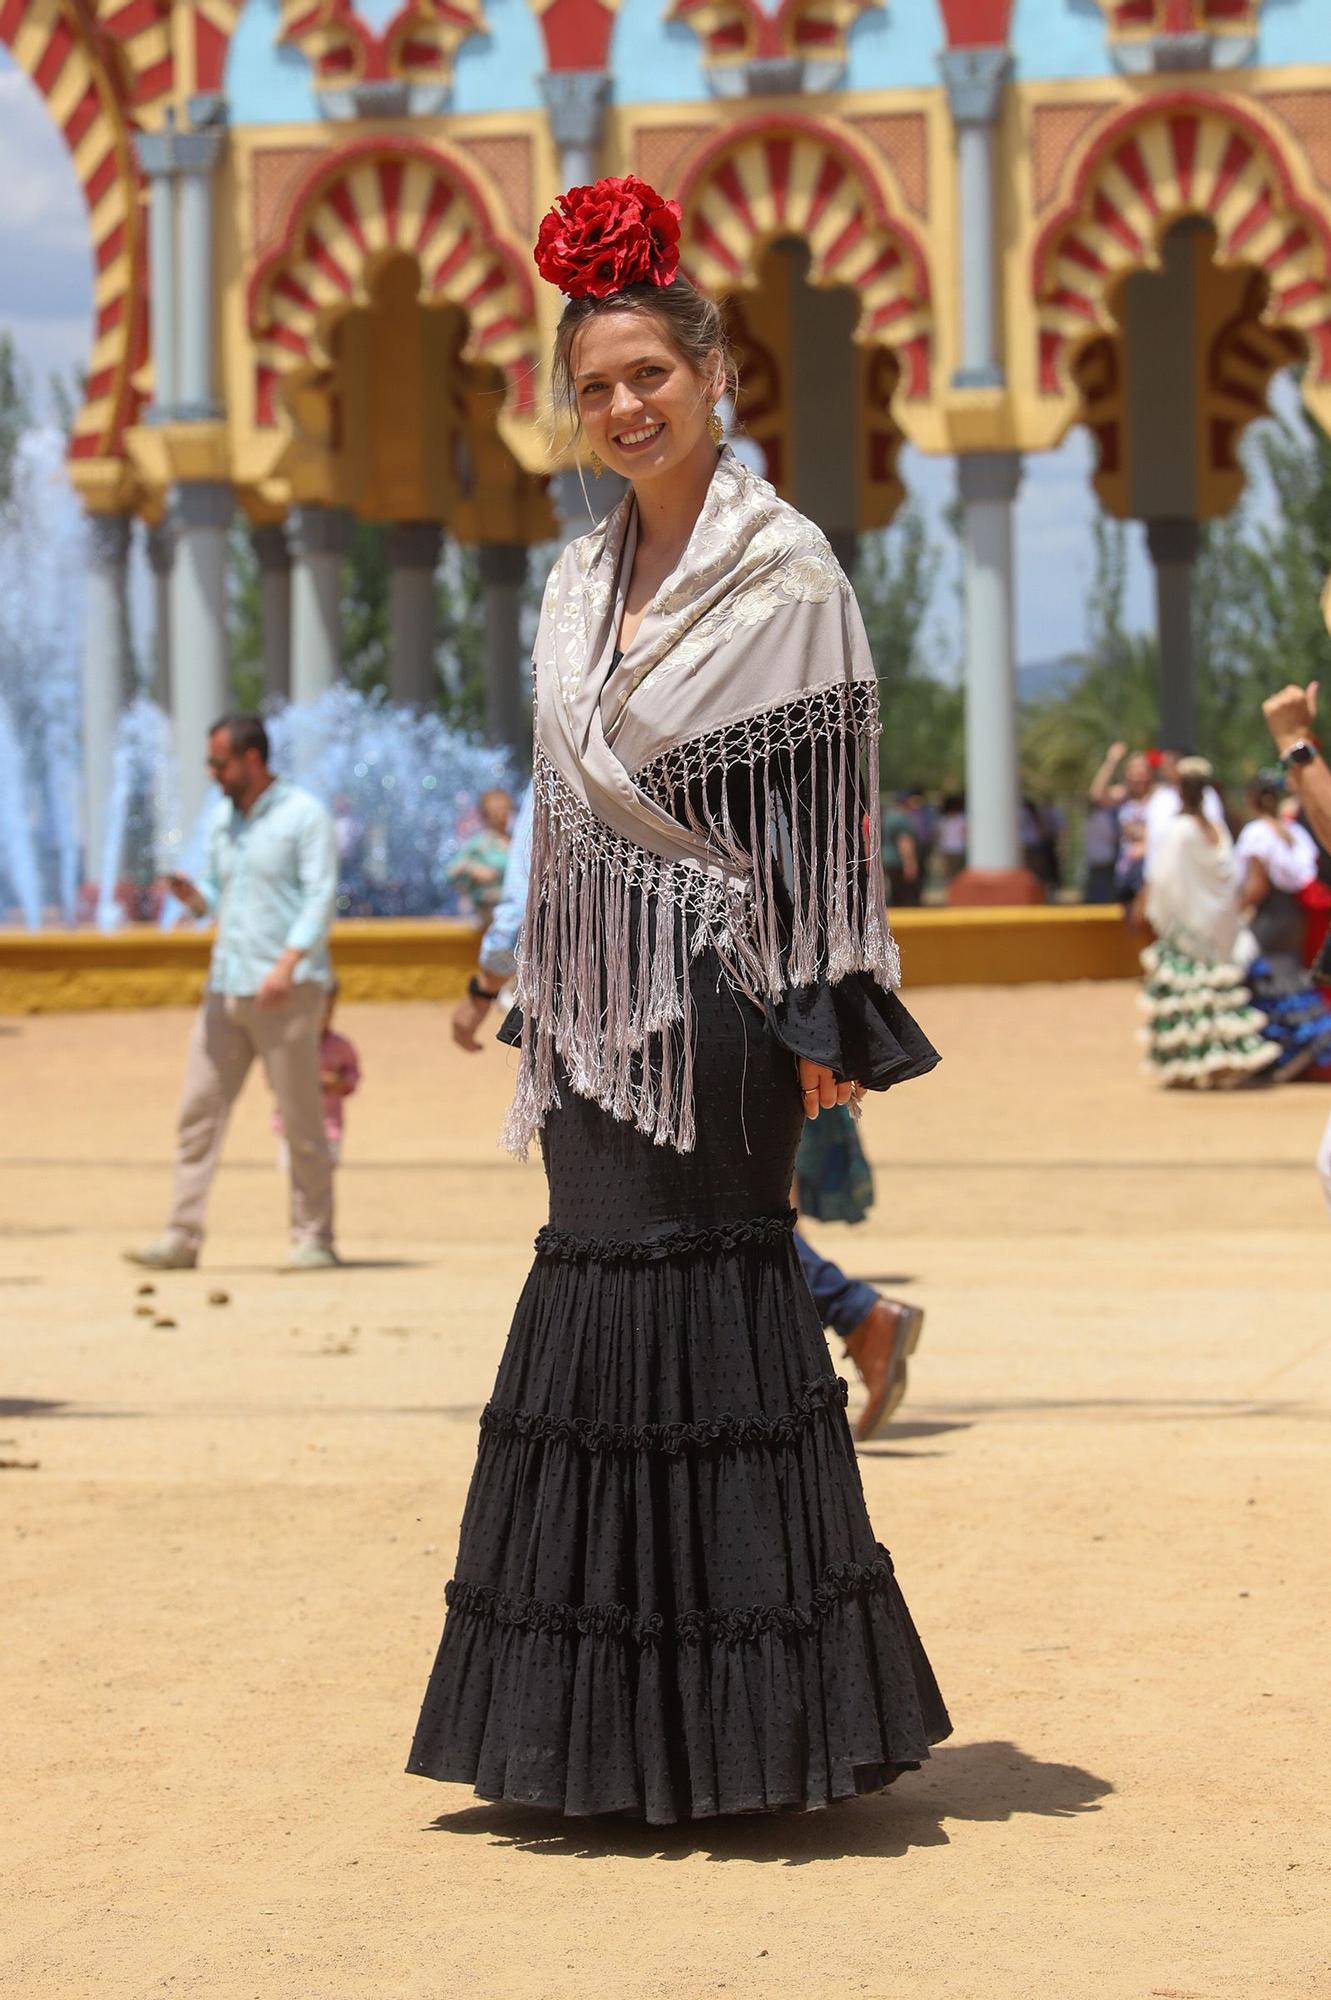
[{"x1": 551, "y1": 278, "x2": 737, "y2": 442}]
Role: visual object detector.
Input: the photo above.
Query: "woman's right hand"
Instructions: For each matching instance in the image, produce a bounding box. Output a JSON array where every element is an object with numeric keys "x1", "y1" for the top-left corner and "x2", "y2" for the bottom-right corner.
[{"x1": 798, "y1": 1058, "x2": 856, "y2": 1120}]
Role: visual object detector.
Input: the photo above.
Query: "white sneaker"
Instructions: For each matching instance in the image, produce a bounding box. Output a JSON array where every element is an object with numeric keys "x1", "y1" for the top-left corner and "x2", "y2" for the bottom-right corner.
[
  {"x1": 124, "y1": 1238, "x2": 197, "y2": 1271},
  {"x1": 280, "y1": 1244, "x2": 340, "y2": 1272}
]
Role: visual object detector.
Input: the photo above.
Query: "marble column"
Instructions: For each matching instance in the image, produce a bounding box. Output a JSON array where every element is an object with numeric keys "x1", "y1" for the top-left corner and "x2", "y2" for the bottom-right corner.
[
  {"x1": 170, "y1": 482, "x2": 233, "y2": 839},
  {"x1": 82, "y1": 514, "x2": 134, "y2": 884},
  {"x1": 539, "y1": 72, "x2": 611, "y2": 188},
  {"x1": 289, "y1": 506, "x2": 353, "y2": 706},
  {"x1": 174, "y1": 128, "x2": 225, "y2": 420},
  {"x1": 387, "y1": 521, "x2": 442, "y2": 707},
  {"x1": 955, "y1": 453, "x2": 1031, "y2": 887},
  {"x1": 1147, "y1": 516, "x2": 1202, "y2": 751},
  {"x1": 251, "y1": 523, "x2": 292, "y2": 705},
  {"x1": 146, "y1": 520, "x2": 174, "y2": 712},
  {"x1": 940, "y1": 47, "x2": 1010, "y2": 389},
  {"x1": 135, "y1": 129, "x2": 179, "y2": 420},
  {"x1": 478, "y1": 543, "x2": 529, "y2": 751}
]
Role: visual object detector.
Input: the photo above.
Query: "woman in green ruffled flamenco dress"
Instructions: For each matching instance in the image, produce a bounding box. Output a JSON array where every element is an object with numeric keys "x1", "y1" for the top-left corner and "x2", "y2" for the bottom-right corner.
[
  {"x1": 407, "y1": 175, "x2": 950, "y2": 1822},
  {"x1": 1140, "y1": 757, "x2": 1276, "y2": 1090}
]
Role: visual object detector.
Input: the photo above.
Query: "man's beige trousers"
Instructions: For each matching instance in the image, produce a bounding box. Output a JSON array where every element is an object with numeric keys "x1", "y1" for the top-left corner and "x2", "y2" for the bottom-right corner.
[{"x1": 165, "y1": 986, "x2": 334, "y2": 1253}]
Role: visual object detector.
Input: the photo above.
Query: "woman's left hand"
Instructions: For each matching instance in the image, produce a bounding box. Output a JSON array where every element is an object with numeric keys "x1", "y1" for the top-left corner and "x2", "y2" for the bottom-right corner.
[{"x1": 798, "y1": 1059, "x2": 858, "y2": 1120}]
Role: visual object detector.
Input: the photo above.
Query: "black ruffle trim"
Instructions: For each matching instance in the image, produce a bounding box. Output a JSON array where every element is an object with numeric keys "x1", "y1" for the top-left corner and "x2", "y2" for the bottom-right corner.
[
  {"x1": 534, "y1": 1208, "x2": 797, "y2": 1264},
  {"x1": 443, "y1": 1551, "x2": 896, "y2": 1647},
  {"x1": 478, "y1": 1374, "x2": 849, "y2": 1456}
]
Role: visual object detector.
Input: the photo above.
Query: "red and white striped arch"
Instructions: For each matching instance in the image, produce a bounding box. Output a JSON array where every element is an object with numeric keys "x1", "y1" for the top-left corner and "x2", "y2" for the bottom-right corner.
[
  {"x1": 0, "y1": 0, "x2": 147, "y2": 461},
  {"x1": 675, "y1": 118, "x2": 933, "y2": 398},
  {"x1": 665, "y1": 0, "x2": 878, "y2": 71},
  {"x1": 247, "y1": 139, "x2": 540, "y2": 427},
  {"x1": 1034, "y1": 94, "x2": 1331, "y2": 403},
  {"x1": 95, "y1": 0, "x2": 244, "y2": 116},
  {"x1": 276, "y1": 1, "x2": 487, "y2": 94}
]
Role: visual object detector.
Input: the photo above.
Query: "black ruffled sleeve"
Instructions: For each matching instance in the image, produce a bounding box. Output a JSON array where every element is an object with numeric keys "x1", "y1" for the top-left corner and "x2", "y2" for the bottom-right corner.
[{"x1": 765, "y1": 973, "x2": 940, "y2": 1092}]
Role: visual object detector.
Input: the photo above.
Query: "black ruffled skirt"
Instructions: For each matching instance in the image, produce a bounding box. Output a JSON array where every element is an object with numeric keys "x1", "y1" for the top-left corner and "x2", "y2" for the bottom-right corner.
[{"x1": 407, "y1": 957, "x2": 950, "y2": 1821}]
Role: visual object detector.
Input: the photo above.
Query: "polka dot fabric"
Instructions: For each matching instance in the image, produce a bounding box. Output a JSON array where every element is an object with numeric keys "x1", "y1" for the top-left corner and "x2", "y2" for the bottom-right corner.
[{"x1": 407, "y1": 962, "x2": 950, "y2": 1821}]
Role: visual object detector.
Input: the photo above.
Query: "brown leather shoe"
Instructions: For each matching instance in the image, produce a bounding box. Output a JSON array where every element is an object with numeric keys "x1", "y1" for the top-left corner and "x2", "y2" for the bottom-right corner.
[{"x1": 843, "y1": 1298, "x2": 925, "y2": 1443}]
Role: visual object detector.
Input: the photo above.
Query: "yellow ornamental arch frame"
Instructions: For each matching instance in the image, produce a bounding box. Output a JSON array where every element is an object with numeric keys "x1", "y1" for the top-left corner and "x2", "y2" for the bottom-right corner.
[
  {"x1": 246, "y1": 138, "x2": 542, "y2": 454},
  {"x1": 1033, "y1": 91, "x2": 1331, "y2": 434},
  {"x1": 674, "y1": 115, "x2": 934, "y2": 405}
]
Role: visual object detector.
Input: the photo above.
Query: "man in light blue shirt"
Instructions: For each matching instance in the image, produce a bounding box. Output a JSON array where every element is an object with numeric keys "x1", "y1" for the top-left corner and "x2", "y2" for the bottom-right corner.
[{"x1": 127, "y1": 714, "x2": 340, "y2": 1273}]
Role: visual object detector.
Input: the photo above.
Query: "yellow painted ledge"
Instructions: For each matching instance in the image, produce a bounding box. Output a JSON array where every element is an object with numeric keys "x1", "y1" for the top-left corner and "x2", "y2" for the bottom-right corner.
[{"x1": 0, "y1": 906, "x2": 1141, "y2": 1014}]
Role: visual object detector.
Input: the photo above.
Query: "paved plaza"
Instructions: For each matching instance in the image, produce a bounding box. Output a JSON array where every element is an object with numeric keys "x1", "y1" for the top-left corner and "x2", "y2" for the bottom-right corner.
[{"x1": 2, "y1": 982, "x2": 1328, "y2": 2000}]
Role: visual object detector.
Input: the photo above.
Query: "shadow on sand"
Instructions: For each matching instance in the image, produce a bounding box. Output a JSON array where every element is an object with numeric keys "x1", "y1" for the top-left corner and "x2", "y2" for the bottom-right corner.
[{"x1": 423, "y1": 1739, "x2": 1112, "y2": 1865}]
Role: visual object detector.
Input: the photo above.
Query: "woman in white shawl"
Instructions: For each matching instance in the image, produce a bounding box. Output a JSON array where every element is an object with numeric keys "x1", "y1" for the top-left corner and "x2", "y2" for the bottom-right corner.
[
  {"x1": 408, "y1": 177, "x2": 949, "y2": 1821},
  {"x1": 1141, "y1": 758, "x2": 1275, "y2": 1088}
]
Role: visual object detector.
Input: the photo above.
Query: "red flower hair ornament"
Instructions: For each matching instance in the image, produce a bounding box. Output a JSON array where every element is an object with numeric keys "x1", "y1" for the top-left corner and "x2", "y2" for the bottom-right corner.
[{"x1": 533, "y1": 175, "x2": 683, "y2": 300}]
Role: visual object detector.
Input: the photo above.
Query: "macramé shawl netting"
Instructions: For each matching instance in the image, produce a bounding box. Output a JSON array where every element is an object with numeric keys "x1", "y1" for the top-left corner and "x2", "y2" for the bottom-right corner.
[
  {"x1": 409, "y1": 448, "x2": 950, "y2": 1822},
  {"x1": 502, "y1": 446, "x2": 899, "y2": 1158}
]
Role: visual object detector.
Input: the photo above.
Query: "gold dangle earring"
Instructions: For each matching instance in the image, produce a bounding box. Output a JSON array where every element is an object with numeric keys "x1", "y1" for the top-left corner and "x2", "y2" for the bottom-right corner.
[
  {"x1": 708, "y1": 406, "x2": 725, "y2": 445},
  {"x1": 588, "y1": 448, "x2": 603, "y2": 477}
]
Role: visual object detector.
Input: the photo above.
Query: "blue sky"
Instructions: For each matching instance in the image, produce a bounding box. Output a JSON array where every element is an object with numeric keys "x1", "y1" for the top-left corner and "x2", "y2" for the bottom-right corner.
[{"x1": 0, "y1": 49, "x2": 1166, "y2": 670}]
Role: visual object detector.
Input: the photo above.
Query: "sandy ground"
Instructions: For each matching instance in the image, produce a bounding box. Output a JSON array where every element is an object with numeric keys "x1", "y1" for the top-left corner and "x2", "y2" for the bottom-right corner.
[{"x1": 2, "y1": 982, "x2": 1329, "y2": 2000}]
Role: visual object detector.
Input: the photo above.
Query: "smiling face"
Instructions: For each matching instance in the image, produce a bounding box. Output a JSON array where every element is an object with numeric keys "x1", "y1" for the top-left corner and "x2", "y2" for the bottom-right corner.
[{"x1": 570, "y1": 309, "x2": 723, "y2": 488}]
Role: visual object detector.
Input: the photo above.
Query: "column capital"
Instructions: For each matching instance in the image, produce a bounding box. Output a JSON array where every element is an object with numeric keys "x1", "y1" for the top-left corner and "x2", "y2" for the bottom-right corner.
[
  {"x1": 940, "y1": 46, "x2": 1011, "y2": 127},
  {"x1": 477, "y1": 542, "x2": 529, "y2": 588},
  {"x1": 172, "y1": 481, "x2": 233, "y2": 532},
  {"x1": 289, "y1": 504, "x2": 355, "y2": 560},
  {"x1": 133, "y1": 124, "x2": 226, "y2": 179},
  {"x1": 86, "y1": 512, "x2": 132, "y2": 567},
  {"x1": 539, "y1": 71, "x2": 611, "y2": 149},
  {"x1": 957, "y1": 452, "x2": 1022, "y2": 506},
  {"x1": 250, "y1": 522, "x2": 291, "y2": 573},
  {"x1": 1146, "y1": 516, "x2": 1202, "y2": 566},
  {"x1": 386, "y1": 520, "x2": 443, "y2": 570}
]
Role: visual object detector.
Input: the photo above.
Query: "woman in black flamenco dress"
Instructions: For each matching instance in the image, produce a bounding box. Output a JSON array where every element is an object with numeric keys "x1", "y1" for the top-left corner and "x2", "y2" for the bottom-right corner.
[{"x1": 408, "y1": 187, "x2": 950, "y2": 1823}]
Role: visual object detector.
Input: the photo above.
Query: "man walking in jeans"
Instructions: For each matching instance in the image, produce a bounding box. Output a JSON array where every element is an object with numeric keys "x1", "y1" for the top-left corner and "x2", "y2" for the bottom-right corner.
[{"x1": 126, "y1": 714, "x2": 339, "y2": 1273}]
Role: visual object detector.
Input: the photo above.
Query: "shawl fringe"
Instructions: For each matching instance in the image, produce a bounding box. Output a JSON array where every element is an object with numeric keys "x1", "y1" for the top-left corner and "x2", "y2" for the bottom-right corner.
[{"x1": 503, "y1": 680, "x2": 899, "y2": 1158}]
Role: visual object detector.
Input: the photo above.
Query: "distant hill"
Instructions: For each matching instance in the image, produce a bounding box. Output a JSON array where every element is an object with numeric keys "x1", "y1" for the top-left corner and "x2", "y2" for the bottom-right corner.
[{"x1": 1018, "y1": 656, "x2": 1086, "y2": 703}]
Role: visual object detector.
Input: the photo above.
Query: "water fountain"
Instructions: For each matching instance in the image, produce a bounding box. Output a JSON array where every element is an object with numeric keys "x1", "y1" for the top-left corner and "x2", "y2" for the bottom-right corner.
[
  {"x1": 0, "y1": 427, "x2": 85, "y2": 928},
  {"x1": 0, "y1": 427, "x2": 520, "y2": 930}
]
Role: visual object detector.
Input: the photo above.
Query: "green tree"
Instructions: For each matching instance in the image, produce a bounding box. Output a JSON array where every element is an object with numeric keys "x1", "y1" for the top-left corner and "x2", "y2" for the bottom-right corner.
[{"x1": 854, "y1": 504, "x2": 964, "y2": 789}]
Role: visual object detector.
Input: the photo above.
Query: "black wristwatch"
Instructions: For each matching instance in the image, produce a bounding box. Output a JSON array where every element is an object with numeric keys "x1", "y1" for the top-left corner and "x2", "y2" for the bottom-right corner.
[
  {"x1": 1280, "y1": 738, "x2": 1318, "y2": 770},
  {"x1": 467, "y1": 974, "x2": 504, "y2": 1003}
]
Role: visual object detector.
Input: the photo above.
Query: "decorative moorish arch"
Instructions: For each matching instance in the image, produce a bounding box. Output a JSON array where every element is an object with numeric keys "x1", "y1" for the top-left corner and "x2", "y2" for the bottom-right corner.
[
  {"x1": 1097, "y1": 0, "x2": 1259, "y2": 34},
  {"x1": 1072, "y1": 264, "x2": 1305, "y2": 522},
  {"x1": 246, "y1": 138, "x2": 541, "y2": 434},
  {"x1": 674, "y1": 116, "x2": 933, "y2": 399},
  {"x1": 0, "y1": 0, "x2": 148, "y2": 469},
  {"x1": 93, "y1": 0, "x2": 243, "y2": 123},
  {"x1": 1033, "y1": 93, "x2": 1331, "y2": 423},
  {"x1": 276, "y1": 0, "x2": 488, "y2": 103},
  {"x1": 664, "y1": 0, "x2": 878, "y2": 78}
]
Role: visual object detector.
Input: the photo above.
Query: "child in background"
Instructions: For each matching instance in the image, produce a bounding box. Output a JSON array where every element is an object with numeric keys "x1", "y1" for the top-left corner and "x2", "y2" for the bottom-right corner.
[{"x1": 274, "y1": 980, "x2": 361, "y2": 1169}]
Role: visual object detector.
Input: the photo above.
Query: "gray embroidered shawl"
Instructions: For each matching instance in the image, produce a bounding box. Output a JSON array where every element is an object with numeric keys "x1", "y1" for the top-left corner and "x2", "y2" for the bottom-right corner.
[{"x1": 503, "y1": 446, "x2": 900, "y2": 1157}]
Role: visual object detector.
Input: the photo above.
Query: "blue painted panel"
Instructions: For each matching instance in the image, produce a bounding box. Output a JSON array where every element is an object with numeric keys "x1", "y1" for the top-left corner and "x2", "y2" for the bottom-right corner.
[
  {"x1": 452, "y1": 0, "x2": 544, "y2": 113},
  {"x1": 1009, "y1": 0, "x2": 1114, "y2": 81},
  {"x1": 844, "y1": 0, "x2": 944, "y2": 93},
  {"x1": 225, "y1": 0, "x2": 321, "y2": 126},
  {"x1": 1257, "y1": 0, "x2": 1331, "y2": 65},
  {"x1": 610, "y1": 0, "x2": 708, "y2": 103}
]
